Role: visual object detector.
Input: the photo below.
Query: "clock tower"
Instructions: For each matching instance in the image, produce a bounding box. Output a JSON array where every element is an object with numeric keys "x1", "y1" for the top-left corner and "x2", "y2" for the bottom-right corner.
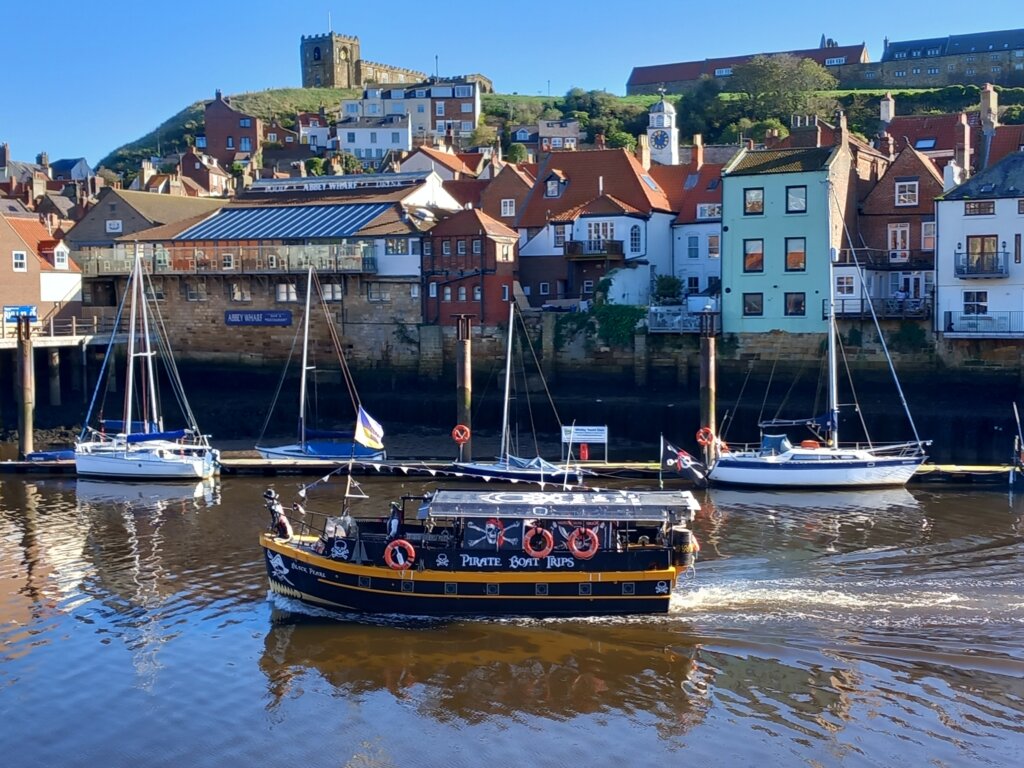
[{"x1": 647, "y1": 92, "x2": 679, "y2": 165}]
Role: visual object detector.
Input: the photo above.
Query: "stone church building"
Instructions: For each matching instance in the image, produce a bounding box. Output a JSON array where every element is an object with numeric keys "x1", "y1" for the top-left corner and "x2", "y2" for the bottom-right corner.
[{"x1": 300, "y1": 32, "x2": 426, "y2": 89}]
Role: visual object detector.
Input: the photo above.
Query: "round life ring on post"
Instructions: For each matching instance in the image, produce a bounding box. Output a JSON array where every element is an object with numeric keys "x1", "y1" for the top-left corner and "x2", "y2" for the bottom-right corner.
[
  {"x1": 696, "y1": 427, "x2": 715, "y2": 447},
  {"x1": 523, "y1": 526, "x2": 554, "y2": 559},
  {"x1": 451, "y1": 424, "x2": 471, "y2": 445},
  {"x1": 567, "y1": 527, "x2": 600, "y2": 560},
  {"x1": 384, "y1": 539, "x2": 416, "y2": 570}
]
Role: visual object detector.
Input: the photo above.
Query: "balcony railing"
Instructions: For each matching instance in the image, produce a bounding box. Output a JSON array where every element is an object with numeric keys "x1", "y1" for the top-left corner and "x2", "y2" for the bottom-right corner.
[
  {"x1": 943, "y1": 310, "x2": 1023, "y2": 336},
  {"x1": 836, "y1": 247, "x2": 936, "y2": 271},
  {"x1": 831, "y1": 296, "x2": 932, "y2": 319},
  {"x1": 647, "y1": 306, "x2": 719, "y2": 334},
  {"x1": 953, "y1": 251, "x2": 1009, "y2": 278},
  {"x1": 565, "y1": 239, "x2": 624, "y2": 258},
  {"x1": 73, "y1": 243, "x2": 377, "y2": 277}
]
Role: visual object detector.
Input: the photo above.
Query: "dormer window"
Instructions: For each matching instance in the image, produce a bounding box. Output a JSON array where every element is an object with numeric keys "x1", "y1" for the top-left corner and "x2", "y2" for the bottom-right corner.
[
  {"x1": 545, "y1": 178, "x2": 561, "y2": 198},
  {"x1": 516, "y1": 129, "x2": 529, "y2": 140}
]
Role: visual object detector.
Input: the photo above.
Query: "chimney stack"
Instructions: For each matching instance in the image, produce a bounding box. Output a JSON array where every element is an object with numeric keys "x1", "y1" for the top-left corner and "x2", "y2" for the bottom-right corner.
[
  {"x1": 0, "y1": 142, "x2": 8, "y2": 168},
  {"x1": 880, "y1": 92, "x2": 895, "y2": 126},
  {"x1": 877, "y1": 132, "x2": 895, "y2": 158},
  {"x1": 981, "y1": 82, "x2": 999, "y2": 135},
  {"x1": 693, "y1": 133, "x2": 704, "y2": 169},
  {"x1": 595, "y1": 133, "x2": 606, "y2": 150},
  {"x1": 37, "y1": 151, "x2": 49, "y2": 168},
  {"x1": 635, "y1": 134, "x2": 650, "y2": 171},
  {"x1": 833, "y1": 110, "x2": 848, "y2": 147},
  {"x1": 957, "y1": 112, "x2": 972, "y2": 177},
  {"x1": 943, "y1": 158, "x2": 964, "y2": 191}
]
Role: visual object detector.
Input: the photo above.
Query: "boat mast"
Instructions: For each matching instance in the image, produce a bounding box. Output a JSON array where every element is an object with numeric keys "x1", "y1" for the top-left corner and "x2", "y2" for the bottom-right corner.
[
  {"x1": 122, "y1": 255, "x2": 140, "y2": 434},
  {"x1": 137, "y1": 257, "x2": 161, "y2": 432},
  {"x1": 299, "y1": 267, "x2": 314, "y2": 453},
  {"x1": 828, "y1": 266, "x2": 839, "y2": 446},
  {"x1": 500, "y1": 300, "x2": 514, "y2": 462}
]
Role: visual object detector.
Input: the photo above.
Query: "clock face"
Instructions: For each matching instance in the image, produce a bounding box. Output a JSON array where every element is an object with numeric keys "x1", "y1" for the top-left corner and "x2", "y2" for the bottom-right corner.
[{"x1": 651, "y1": 129, "x2": 669, "y2": 150}]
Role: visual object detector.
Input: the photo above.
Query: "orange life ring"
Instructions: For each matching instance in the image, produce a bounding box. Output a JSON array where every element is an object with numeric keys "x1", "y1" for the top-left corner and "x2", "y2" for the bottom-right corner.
[
  {"x1": 696, "y1": 427, "x2": 715, "y2": 447},
  {"x1": 451, "y1": 424, "x2": 471, "y2": 445},
  {"x1": 567, "y1": 527, "x2": 600, "y2": 560},
  {"x1": 523, "y1": 526, "x2": 554, "y2": 559},
  {"x1": 384, "y1": 539, "x2": 416, "y2": 570}
]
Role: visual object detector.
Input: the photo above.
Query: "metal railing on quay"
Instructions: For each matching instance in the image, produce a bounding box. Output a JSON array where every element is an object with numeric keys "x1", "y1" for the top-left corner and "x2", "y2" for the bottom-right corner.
[
  {"x1": 73, "y1": 245, "x2": 378, "y2": 277},
  {"x1": 830, "y1": 296, "x2": 933, "y2": 319},
  {"x1": 943, "y1": 310, "x2": 1024, "y2": 335},
  {"x1": 0, "y1": 316, "x2": 120, "y2": 341},
  {"x1": 647, "y1": 306, "x2": 717, "y2": 334}
]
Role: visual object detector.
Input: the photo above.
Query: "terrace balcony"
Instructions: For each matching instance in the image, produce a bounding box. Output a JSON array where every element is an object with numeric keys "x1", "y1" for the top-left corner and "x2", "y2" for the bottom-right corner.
[
  {"x1": 831, "y1": 296, "x2": 933, "y2": 320},
  {"x1": 953, "y1": 250, "x2": 1009, "y2": 279},
  {"x1": 942, "y1": 310, "x2": 1022, "y2": 337},
  {"x1": 565, "y1": 239, "x2": 624, "y2": 260},
  {"x1": 73, "y1": 243, "x2": 377, "y2": 277}
]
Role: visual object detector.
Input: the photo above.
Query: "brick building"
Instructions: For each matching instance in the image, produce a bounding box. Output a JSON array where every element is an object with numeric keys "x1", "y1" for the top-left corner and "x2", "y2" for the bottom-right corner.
[{"x1": 200, "y1": 91, "x2": 263, "y2": 169}]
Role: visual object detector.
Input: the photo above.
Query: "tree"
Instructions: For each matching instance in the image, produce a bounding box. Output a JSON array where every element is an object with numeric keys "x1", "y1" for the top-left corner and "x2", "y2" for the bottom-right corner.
[
  {"x1": 305, "y1": 157, "x2": 325, "y2": 176},
  {"x1": 726, "y1": 54, "x2": 838, "y2": 120},
  {"x1": 652, "y1": 275, "x2": 683, "y2": 305},
  {"x1": 469, "y1": 123, "x2": 498, "y2": 147},
  {"x1": 605, "y1": 130, "x2": 636, "y2": 151},
  {"x1": 337, "y1": 152, "x2": 362, "y2": 173},
  {"x1": 506, "y1": 143, "x2": 528, "y2": 163}
]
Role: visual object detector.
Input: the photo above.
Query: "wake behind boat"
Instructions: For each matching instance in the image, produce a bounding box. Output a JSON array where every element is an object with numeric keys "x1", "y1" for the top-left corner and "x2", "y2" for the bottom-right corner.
[
  {"x1": 255, "y1": 267, "x2": 385, "y2": 462},
  {"x1": 261, "y1": 485, "x2": 701, "y2": 618},
  {"x1": 74, "y1": 254, "x2": 218, "y2": 480}
]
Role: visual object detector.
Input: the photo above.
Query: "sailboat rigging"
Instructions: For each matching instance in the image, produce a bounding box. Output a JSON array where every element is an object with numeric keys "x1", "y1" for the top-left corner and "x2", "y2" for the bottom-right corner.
[
  {"x1": 74, "y1": 254, "x2": 218, "y2": 479},
  {"x1": 256, "y1": 267, "x2": 385, "y2": 462},
  {"x1": 706, "y1": 238, "x2": 929, "y2": 488},
  {"x1": 453, "y1": 302, "x2": 587, "y2": 486}
]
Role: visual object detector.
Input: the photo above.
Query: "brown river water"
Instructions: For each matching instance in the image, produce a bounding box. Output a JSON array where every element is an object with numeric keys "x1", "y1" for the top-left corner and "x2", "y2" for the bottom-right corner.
[{"x1": 1, "y1": 475, "x2": 1023, "y2": 767}]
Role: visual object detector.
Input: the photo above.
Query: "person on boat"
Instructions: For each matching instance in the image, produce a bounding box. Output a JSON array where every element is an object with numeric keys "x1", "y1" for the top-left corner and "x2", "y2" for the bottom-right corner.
[
  {"x1": 273, "y1": 505, "x2": 293, "y2": 540},
  {"x1": 386, "y1": 502, "x2": 403, "y2": 541}
]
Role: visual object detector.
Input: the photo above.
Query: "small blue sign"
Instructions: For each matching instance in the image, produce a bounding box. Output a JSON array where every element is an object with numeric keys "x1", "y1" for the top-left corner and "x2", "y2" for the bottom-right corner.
[
  {"x1": 224, "y1": 309, "x2": 292, "y2": 327},
  {"x1": 3, "y1": 305, "x2": 38, "y2": 322}
]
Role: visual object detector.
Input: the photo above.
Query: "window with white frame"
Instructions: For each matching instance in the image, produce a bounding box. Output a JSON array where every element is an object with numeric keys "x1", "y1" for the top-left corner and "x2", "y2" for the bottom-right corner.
[
  {"x1": 230, "y1": 281, "x2": 251, "y2": 302},
  {"x1": 410, "y1": 284, "x2": 420, "y2": 299},
  {"x1": 500, "y1": 245, "x2": 511, "y2": 262},
  {"x1": 836, "y1": 275, "x2": 854, "y2": 295},
  {"x1": 275, "y1": 283, "x2": 297, "y2": 302},
  {"x1": 888, "y1": 222, "x2": 910, "y2": 257},
  {"x1": 554, "y1": 226, "x2": 566, "y2": 247},
  {"x1": 54, "y1": 248, "x2": 68, "y2": 269},
  {"x1": 922, "y1": 221, "x2": 936, "y2": 250},
  {"x1": 423, "y1": 241, "x2": 432, "y2": 256},
  {"x1": 539, "y1": 282, "x2": 550, "y2": 296},
  {"x1": 460, "y1": 103, "x2": 473, "y2": 113},
  {"x1": 714, "y1": 67, "x2": 732, "y2": 76},
  {"x1": 435, "y1": 102, "x2": 445, "y2": 116},
  {"x1": 457, "y1": 240, "x2": 466, "y2": 256},
  {"x1": 687, "y1": 235, "x2": 699, "y2": 259},
  {"x1": 442, "y1": 286, "x2": 452, "y2": 302},
  {"x1": 457, "y1": 286, "x2": 467, "y2": 301},
  {"x1": 473, "y1": 285, "x2": 481, "y2": 301},
  {"x1": 895, "y1": 181, "x2": 918, "y2": 206},
  {"x1": 222, "y1": 253, "x2": 235, "y2": 270},
  {"x1": 630, "y1": 225, "x2": 641, "y2": 253},
  {"x1": 501, "y1": 198, "x2": 515, "y2": 217},
  {"x1": 696, "y1": 203, "x2": 721, "y2": 219},
  {"x1": 581, "y1": 280, "x2": 594, "y2": 294},
  {"x1": 240, "y1": 137, "x2": 251, "y2": 152},
  {"x1": 687, "y1": 276, "x2": 700, "y2": 293},
  {"x1": 472, "y1": 239, "x2": 481, "y2": 255},
  {"x1": 442, "y1": 241, "x2": 451, "y2": 256},
  {"x1": 502, "y1": 285, "x2": 510, "y2": 301},
  {"x1": 367, "y1": 282, "x2": 391, "y2": 302},
  {"x1": 321, "y1": 283, "x2": 343, "y2": 301},
  {"x1": 385, "y1": 238, "x2": 409, "y2": 255},
  {"x1": 186, "y1": 279, "x2": 208, "y2": 301},
  {"x1": 428, "y1": 282, "x2": 438, "y2": 298},
  {"x1": 964, "y1": 290, "x2": 988, "y2": 315}
]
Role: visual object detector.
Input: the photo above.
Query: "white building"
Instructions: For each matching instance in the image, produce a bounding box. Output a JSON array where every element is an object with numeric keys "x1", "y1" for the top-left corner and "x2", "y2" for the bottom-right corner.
[
  {"x1": 336, "y1": 116, "x2": 412, "y2": 167},
  {"x1": 340, "y1": 78, "x2": 482, "y2": 144},
  {"x1": 936, "y1": 151, "x2": 1024, "y2": 337}
]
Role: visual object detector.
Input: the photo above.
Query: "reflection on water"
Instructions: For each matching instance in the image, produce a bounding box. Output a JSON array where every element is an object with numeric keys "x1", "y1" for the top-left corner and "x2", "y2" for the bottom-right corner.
[{"x1": 1, "y1": 477, "x2": 1023, "y2": 766}]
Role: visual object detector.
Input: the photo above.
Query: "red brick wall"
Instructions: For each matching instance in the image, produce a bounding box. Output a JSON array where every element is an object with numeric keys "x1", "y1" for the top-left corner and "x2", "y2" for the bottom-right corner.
[{"x1": 204, "y1": 99, "x2": 262, "y2": 169}]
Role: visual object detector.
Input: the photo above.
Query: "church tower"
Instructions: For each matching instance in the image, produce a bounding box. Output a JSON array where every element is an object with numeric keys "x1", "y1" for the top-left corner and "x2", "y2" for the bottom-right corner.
[
  {"x1": 647, "y1": 93, "x2": 679, "y2": 166},
  {"x1": 300, "y1": 33, "x2": 361, "y2": 88}
]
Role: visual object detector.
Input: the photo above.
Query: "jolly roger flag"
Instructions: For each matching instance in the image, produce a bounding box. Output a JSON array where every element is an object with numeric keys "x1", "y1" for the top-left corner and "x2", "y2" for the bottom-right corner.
[{"x1": 662, "y1": 439, "x2": 708, "y2": 486}]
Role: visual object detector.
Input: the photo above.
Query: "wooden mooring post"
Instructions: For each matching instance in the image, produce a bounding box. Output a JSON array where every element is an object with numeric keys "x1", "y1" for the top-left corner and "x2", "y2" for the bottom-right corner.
[
  {"x1": 699, "y1": 309, "x2": 717, "y2": 459},
  {"x1": 16, "y1": 317, "x2": 34, "y2": 458},
  {"x1": 455, "y1": 314, "x2": 473, "y2": 461}
]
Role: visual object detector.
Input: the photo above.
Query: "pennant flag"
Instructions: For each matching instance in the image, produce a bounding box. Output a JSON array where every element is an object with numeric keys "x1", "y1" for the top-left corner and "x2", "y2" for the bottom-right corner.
[
  {"x1": 354, "y1": 406, "x2": 384, "y2": 450},
  {"x1": 663, "y1": 439, "x2": 708, "y2": 486}
]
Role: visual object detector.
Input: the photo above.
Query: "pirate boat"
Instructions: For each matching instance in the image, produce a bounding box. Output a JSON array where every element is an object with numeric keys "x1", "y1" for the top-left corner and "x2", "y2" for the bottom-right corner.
[{"x1": 260, "y1": 487, "x2": 701, "y2": 618}]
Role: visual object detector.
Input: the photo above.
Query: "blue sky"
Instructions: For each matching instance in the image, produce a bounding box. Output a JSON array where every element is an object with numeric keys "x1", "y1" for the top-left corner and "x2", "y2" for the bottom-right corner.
[{"x1": 4, "y1": 0, "x2": 1020, "y2": 166}]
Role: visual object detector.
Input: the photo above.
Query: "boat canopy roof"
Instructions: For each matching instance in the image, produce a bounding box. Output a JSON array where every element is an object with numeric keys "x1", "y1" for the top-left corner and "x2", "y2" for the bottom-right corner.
[
  {"x1": 759, "y1": 434, "x2": 794, "y2": 454},
  {"x1": 125, "y1": 429, "x2": 188, "y2": 444},
  {"x1": 418, "y1": 489, "x2": 700, "y2": 522}
]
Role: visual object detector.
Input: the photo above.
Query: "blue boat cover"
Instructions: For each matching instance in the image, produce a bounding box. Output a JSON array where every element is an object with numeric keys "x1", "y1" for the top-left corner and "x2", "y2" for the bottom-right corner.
[{"x1": 125, "y1": 429, "x2": 188, "y2": 444}]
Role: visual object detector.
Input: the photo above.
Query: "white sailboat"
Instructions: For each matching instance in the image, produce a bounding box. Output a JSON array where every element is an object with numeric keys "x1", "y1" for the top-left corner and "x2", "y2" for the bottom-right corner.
[
  {"x1": 255, "y1": 267, "x2": 385, "y2": 462},
  {"x1": 707, "y1": 255, "x2": 929, "y2": 489},
  {"x1": 75, "y1": 255, "x2": 218, "y2": 480},
  {"x1": 453, "y1": 302, "x2": 587, "y2": 486}
]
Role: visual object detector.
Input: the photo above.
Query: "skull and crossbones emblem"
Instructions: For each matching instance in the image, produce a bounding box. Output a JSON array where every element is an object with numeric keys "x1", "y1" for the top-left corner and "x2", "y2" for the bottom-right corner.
[{"x1": 435, "y1": 553, "x2": 450, "y2": 568}]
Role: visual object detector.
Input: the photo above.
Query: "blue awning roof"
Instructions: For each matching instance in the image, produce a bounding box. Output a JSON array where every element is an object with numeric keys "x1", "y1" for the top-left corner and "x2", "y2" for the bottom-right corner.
[{"x1": 174, "y1": 203, "x2": 392, "y2": 241}]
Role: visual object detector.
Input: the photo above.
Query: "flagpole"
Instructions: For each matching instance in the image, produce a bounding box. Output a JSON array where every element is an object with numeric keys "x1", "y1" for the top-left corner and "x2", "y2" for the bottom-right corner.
[{"x1": 659, "y1": 433, "x2": 664, "y2": 490}]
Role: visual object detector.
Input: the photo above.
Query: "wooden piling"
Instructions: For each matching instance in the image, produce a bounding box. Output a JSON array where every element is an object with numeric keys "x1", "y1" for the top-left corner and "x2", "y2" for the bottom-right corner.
[
  {"x1": 455, "y1": 315, "x2": 473, "y2": 461},
  {"x1": 699, "y1": 311, "x2": 717, "y2": 459},
  {"x1": 48, "y1": 348, "x2": 61, "y2": 407},
  {"x1": 16, "y1": 317, "x2": 34, "y2": 458}
]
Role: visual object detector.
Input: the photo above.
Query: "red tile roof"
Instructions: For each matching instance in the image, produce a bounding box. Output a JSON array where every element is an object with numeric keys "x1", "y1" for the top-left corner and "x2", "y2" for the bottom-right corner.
[
  {"x1": 442, "y1": 179, "x2": 489, "y2": 208},
  {"x1": 5, "y1": 216, "x2": 79, "y2": 271},
  {"x1": 517, "y1": 149, "x2": 672, "y2": 228},
  {"x1": 429, "y1": 207, "x2": 518, "y2": 239},
  {"x1": 415, "y1": 146, "x2": 477, "y2": 177},
  {"x1": 628, "y1": 44, "x2": 867, "y2": 87},
  {"x1": 986, "y1": 125, "x2": 1024, "y2": 168},
  {"x1": 885, "y1": 113, "x2": 976, "y2": 168},
  {"x1": 648, "y1": 161, "x2": 725, "y2": 224},
  {"x1": 549, "y1": 194, "x2": 644, "y2": 222}
]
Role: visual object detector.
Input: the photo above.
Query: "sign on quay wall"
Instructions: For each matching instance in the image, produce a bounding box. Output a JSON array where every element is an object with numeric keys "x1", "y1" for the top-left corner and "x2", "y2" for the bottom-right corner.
[
  {"x1": 224, "y1": 310, "x2": 292, "y2": 327},
  {"x1": 3, "y1": 305, "x2": 38, "y2": 322}
]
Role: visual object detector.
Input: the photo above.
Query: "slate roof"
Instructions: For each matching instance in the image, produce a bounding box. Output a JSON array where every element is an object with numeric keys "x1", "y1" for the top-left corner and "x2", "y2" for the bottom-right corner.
[
  {"x1": 628, "y1": 44, "x2": 867, "y2": 87},
  {"x1": 49, "y1": 158, "x2": 88, "y2": 175},
  {"x1": 0, "y1": 198, "x2": 32, "y2": 216},
  {"x1": 941, "y1": 151, "x2": 1024, "y2": 200},
  {"x1": 882, "y1": 28, "x2": 1024, "y2": 61},
  {"x1": 110, "y1": 188, "x2": 226, "y2": 224},
  {"x1": 724, "y1": 147, "x2": 836, "y2": 176},
  {"x1": 174, "y1": 203, "x2": 392, "y2": 240}
]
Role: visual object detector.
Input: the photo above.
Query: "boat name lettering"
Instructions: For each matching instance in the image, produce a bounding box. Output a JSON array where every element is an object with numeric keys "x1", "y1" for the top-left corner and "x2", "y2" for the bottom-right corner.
[
  {"x1": 461, "y1": 554, "x2": 503, "y2": 568},
  {"x1": 290, "y1": 562, "x2": 326, "y2": 578},
  {"x1": 508, "y1": 556, "x2": 540, "y2": 569},
  {"x1": 458, "y1": 554, "x2": 577, "y2": 569},
  {"x1": 546, "y1": 556, "x2": 576, "y2": 569}
]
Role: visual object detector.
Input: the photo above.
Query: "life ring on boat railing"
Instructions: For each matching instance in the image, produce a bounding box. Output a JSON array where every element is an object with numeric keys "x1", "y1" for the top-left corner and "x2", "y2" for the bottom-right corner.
[
  {"x1": 384, "y1": 539, "x2": 416, "y2": 570},
  {"x1": 800, "y1": 440, "x2": 820, "y2": 449},
  {"x1": 567, "y1": 527, "x2": 600, "y2": 560},
  {"x1": 523, "y1": 526, "x2": 554, "y2": 559},
  {"x1": 696, "y1": 427, "x2": 715, "y2": 447}
]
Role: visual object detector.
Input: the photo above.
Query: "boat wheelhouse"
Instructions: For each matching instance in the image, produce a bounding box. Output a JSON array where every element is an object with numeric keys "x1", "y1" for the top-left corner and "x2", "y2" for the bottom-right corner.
[{"x1": 260, "y1": 487, "x2": 700, "y2": 618}]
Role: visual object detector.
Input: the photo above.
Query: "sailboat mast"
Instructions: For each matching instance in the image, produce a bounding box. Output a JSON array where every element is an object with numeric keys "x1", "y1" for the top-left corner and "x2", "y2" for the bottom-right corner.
[
  {"x1": 138, "y1": 258, "x2": 161, "y2": 431},
  {"x1": 298, "y1": 267, "x2": 314, "y2": 452},
  {"x1": 828, "y1": 293, "x2": 839, "y2": 446},
  {"x1": 123, "y1": 256, "x2": 140, "y2": 433},
  {"x1": 500, "y1": 300, "x2": 514, "y2": 461}
]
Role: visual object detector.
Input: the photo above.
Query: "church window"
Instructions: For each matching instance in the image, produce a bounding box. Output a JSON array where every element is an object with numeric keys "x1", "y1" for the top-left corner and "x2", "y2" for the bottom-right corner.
[{"x1": 313, "y1": 46, "x2": 321, "y2": 61}]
